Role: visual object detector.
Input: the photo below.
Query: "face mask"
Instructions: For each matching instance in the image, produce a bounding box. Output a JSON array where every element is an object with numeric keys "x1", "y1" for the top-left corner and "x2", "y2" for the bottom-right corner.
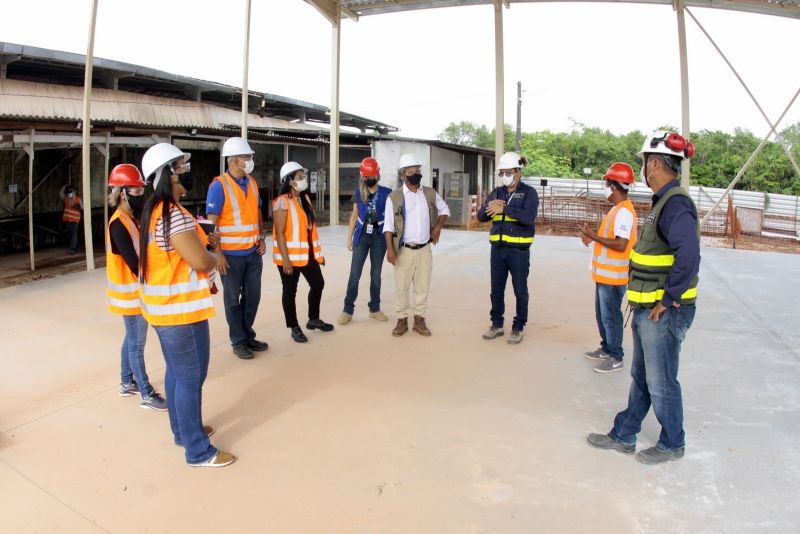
[
  {"x1": 406, "y1": 173, "x2": 422, "y2": 186},
  {"x1": 178, "y1": 173, "x2": 194, "y2": 193},
  {"x1": 364, "y1": 178, "x2": 378, "y2": 188},
  {"x1": 501, "y1": 174, "x2": 515, "y2": 187},
  {"x1": 68, "y1": 192, "x2": 75, "y2": 199},
  {"x1": 294, "y1": 178, "x2": 308, "y2": 192},
  {"x1": 603, "y1": 185, "x2": 613, "y2": 200},
  {"x1": 125, "y1": 190, "x2": 146, "y2": 218},
  {"x1": 243, "y1": 160, "x2": 255, "y2": 174},
  {"x1": 639, "y1": 157, "x2": 652, "y2": 188}
]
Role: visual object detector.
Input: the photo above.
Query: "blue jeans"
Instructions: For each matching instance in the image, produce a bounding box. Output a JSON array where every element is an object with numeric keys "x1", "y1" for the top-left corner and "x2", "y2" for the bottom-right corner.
[
  {"x1": 120, "y1": 314, "x2": 154, "y2": 398},
  {"x1": 67, "y1": 221, "x2": 79, "y2": 250},
  {"x1": 154, "y1": 321, "x2": 217, "y2": 464},
  {"x1": 220, "y1": 252, "x2": 263, "y2": 347},
  {"x1": 610, "y1": 305, "x2": 696, "y2": 451},
  {"x1": 489, "y1": 245, "x2": 530, "y2": 332},
  {"x1": 343, "y1": 229, "x2": 386, "y2": 314},
  {"x1": 595, "y1": 283, "x2": 627, "y2": 361}
]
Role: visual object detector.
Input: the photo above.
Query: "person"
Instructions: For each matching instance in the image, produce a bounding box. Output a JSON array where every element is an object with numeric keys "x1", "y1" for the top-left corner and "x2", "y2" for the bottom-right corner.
[
  {"x1": 587, "y1": 131, "x2": 699, "y2": 465},
  {"x1": 139, "y1": 143, "x2": 235, "y2": 468},
  {"x1": 106, "y1": 163, "x2": 167, "y2": 411},
  {"x1": 60, "y1": 184, "x2": 82, "y2": 254},
  {"x1": 272, "y1": 161, "x2": 334, "y2": 343},
  {"x1": 206, "y1": 137, "x2": 268, "y2": 360},
  {"x1": 383, "y1": 153, "x2": 449, "y2": 337},
  {"x1": 339, "y1": 157, "x2": 391, "y2": 325},
  {"x1": 476, "y1": 152, "x2": 539, "y2": 345},
  {"x1": 579, "y1": 163, "x2": 638, "y2": 372}
]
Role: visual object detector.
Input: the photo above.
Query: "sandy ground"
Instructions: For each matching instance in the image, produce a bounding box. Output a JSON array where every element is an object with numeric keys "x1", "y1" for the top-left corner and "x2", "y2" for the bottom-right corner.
[{"x1": 1, "y1": 227, "x2": 798, "y2": 533}]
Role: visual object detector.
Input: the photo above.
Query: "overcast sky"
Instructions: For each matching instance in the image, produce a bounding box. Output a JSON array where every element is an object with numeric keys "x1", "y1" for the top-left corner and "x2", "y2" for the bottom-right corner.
[{"x1": 1, "y1": 1, "x2": 798, "y2": 140}]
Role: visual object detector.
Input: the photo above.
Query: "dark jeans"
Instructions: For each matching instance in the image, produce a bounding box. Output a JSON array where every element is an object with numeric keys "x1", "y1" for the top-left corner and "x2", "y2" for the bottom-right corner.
[
  {"x1": 610, "y1": 305, "x2": 696, "y2": 451},
  {"x1": 120, "y1": 314, "x2": 154, "y2": 398},
  {"x1": 277, "y1": 260, "x2": 325, "y2": 328},
  {"x1": 220, "y1": 252, "x2": 263, "y2": 347},
  {"x1": 343, "y1": 230, "x2": 386, "y2": 314},
  {"x1": 153, "y1": 320, "x2": 216, "y2": 464},
  {"x1": 489, "y1": 245, "x2": 530, "y2": 332},
  {"x1": 66, "y1": 221, "x2": 79, "y2": 250},
  {"x1": 595, "y1": 283, "x2": 627, "y2": 361}
]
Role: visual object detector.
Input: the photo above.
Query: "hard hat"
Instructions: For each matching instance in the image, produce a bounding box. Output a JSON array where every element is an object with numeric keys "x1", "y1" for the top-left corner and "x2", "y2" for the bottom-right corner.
[
  {"x1": 398, "y1": 153, "x2": 422, "y2": 169},
  {"x1": 109, "y1": 164, "x2": 146, "y2": 187},
  {"x1": 222, "y1": 137, "x2": 255, "y2": 158},
  {"x1": 141, "y1": 143, "x2": 191, "y2": 184},
  {"x1": 638, "y1": 131, "x2": 695, "y2": 159},
  {"x1": 280, "y1": 161, "x2": 307, "y2": 181},
  {"x1": 497, "y1": 151, "x2": 525, "y2": 170},
  {"x1": 603, "y1": 162, "x2": 635, "y2": 188},
  {"x1": 360, "y1": 157, "x2": 380, "y2": 177}
]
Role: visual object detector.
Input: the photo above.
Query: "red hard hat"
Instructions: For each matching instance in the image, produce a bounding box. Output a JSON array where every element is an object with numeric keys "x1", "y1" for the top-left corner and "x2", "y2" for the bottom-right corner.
[
  {"x1": 603, "y1": 162, "x2": 635, "y2": 185},
  {"x1": 109, "y1": 164, "x2": 146, "y2": 187},
  {"x1": 359, "y1": 157, "x2": 380, "y2": 177}
]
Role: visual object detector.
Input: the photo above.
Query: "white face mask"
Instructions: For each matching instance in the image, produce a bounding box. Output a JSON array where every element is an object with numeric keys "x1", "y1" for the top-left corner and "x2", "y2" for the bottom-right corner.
[
  {"x1": 603, "y1": 185, "x2": 613, "y2": 199},
  {"x1": 68, "y1": 192, "x2": 75, "y2": 199},
  {"x1": 294, "y1": 178, "x2": 308, "y2": 192},
  {"x1": 243, "y1": 160, "x2": 255, "y2": 174},
  {"x1": 502, "y1": 174, "x2": 515, "y2": 187},
  {"x1": 639, "y1": 157, "x2": 652, "y2": 188}
]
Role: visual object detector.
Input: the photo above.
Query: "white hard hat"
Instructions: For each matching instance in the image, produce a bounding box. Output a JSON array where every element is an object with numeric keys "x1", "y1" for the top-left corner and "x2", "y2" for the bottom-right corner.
[
  {"x1": 398, "y1": 153, "x2": 422, "y2": 170},
  {"x1": 498, "y1": 151, "x2": 524, "y2": 170},
  {"x1": 222, "y1": 137, "x2": 255, "y2": 158},
  {"x1": 141, "y1": 143, "x2": 190, "y2": 186},
  {"x1": 280, "y1": 161, "x2": 307, "y2": 181},
  {"x1": 638, "y1": 130, "x2": 695, "y2": 159}
]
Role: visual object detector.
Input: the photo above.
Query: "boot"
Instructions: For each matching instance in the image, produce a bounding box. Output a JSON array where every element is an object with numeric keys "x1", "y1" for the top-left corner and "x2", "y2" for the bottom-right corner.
[
  {"x1": 392, "y1": 317, "x2": 408, "y2": 337},
  {"x1": 412, "y1": 315, "x2": 431, "y2": 336}
]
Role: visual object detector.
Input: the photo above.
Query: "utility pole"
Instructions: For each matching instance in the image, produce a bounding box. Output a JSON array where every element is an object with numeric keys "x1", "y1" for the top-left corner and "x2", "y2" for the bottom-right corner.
[{"x1": 515, "y1": 81, "x2": 522, "y2": 153}]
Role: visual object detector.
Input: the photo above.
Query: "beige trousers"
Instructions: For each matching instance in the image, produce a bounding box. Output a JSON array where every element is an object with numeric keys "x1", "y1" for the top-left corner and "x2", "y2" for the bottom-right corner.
[{"x1": 393, "y1": 244, "x2": 433, "y2": 319}]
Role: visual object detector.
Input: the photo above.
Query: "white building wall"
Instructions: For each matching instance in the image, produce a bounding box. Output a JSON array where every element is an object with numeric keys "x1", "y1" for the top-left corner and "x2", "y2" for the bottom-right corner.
[
  {"x1": 430, "y1": 146, "x2": 464, "y2": 195},
  {"x1": 373, "y1": 140, "x2": 432, "y2": 190}
]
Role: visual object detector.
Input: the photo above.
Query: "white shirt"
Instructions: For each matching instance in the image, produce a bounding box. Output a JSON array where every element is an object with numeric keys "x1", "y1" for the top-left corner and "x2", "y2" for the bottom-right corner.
[
  {"x1": 613, "y1": 206, "x2": 634, "y2": 240},
  {"x1": 383, "y1": 185, "x2": 450, "y2": 245}
]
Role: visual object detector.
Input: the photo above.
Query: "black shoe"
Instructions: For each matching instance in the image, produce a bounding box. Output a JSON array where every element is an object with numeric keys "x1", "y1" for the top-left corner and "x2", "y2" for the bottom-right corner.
[
  {"x1": 232, "y1": 344, "x2": 254, "y2": 360},
  {"x1": 586, "y1": 433, "x2": 635, "y2": 455},
  {"x1": 291, "y1": 327, "x2": 308, "y2": 343},
  {"x1": 306, "y1": 319, "x2": 334, "y2": 332},
  {"x1": 246, "y1": 339, "x2": 269, "y2": 352},
  {"x1": 636, "y1": 446, "x2": 685, "y2": 465}
]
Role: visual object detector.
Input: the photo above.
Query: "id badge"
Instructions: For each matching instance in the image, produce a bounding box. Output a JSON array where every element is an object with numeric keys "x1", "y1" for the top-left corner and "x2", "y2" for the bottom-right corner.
[{"x1": 366, "y1": 224, "x2": 374, "y2": 235}]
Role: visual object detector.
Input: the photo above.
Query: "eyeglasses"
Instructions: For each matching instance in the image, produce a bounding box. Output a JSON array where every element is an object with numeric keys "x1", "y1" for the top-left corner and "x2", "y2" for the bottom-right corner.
[{"x1": 498, "y1": 171, "x2": 515, "y2": 178}]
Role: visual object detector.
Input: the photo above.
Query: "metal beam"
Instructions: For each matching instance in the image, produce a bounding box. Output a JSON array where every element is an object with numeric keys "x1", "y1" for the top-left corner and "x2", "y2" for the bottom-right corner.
[
  {"x1": 25, "y1": 129, "x2": 35, "y2": 271},
  {"x1": 494, "y1": 0, "x2": 505, "y2": 186},
  {"x1": 1, "y1": 54, "x2": 21, "y2": 79},
  {"x1": 242, "y1": 0, "x2": 252, "y2": 139},
  {"x1": 329, "y1": 6, "x2": 341, "y2": 225},
  {"x1": 81, "y1": 0, "x2": 99, "y2": 271},
  {"x1": 676, "y1": 0, "x2": 691, "y2": 188}
]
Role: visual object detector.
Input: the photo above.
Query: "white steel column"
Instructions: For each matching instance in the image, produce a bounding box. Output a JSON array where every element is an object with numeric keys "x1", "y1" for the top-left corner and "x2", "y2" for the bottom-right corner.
[
  {"x1": 24, "y1": 129, "x2": 35, "y2": 271},
  {"x1": 676, "y1": 0, "x2": 691, "y2": 188},
  {"x1": 493, "y1": 0, "x2": 505, "y2": 186},
  {"x1": 81, "y1": 0, "x2": 99, "y2": 271},
  {"x1": 329, "y1": 6, "x2": 341, "y2": 225},
  {"x1": 241, "y1": 0, "x2": 252, "y2": 138}
]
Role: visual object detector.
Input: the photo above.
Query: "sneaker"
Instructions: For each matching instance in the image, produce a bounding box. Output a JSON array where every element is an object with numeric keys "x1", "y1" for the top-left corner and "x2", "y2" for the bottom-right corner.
[
  {"x1": 246, "y1": 339, "x2": 269, "y2": 352},
  {"x1": 139, "y1": 393, "x2": 168, "y2": 412},
  {"x1": 188, "y1": 451, "x2": 236, "y2": 468},
  {"x1": 118, "y1": 382, "x2": 140, "y2": 397},
  {"x1": 233, "y1": 344, "x2": 254, "y2": 360},
  {"x1": 482, "y1": 326, "x2": 504, "y2": 339},
  {"x1": 594, "y1": 358, "x2": 624, "y2": 373},
  {"x1": 507, "y1": 330, "x2": 523, "y2": 344},
  {"x1": 369, "y1": 310, "x2": 388, "y2": 322},
  {"x1": 338, "y1": 312, "x2": 352, "y2": 325},
  {"x1": 175, "y1": 425, "x2": 215, "y2": 446},
  {"x1": 636, "y1": 446, "x2": 685, "y2": 465},
  {"x1": 586, "y1": 433, "x2": 635, "y2": 455},
  {"x1": 306, "y1": 319, "x2": 334, "y2": 332},
  {"x1": 584, "y1": 348, "x2": 610, "y2": 360}
]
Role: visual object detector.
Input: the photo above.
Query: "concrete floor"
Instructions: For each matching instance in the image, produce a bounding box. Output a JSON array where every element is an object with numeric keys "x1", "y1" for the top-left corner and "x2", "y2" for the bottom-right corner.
[{"x1": 0, "y1": 226, "x2": 798, "y2": 533}]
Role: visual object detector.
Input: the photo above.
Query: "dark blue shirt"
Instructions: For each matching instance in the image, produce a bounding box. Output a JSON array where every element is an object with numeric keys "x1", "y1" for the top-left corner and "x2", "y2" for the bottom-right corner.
[
  {"x1": 653, "y1": 181, "x2": 701, "y2": 307},
  {"x1": 476, "y1": 182, "x2": 539, "y2": 231},
  {"x1": 206, "y1": 170, "x2": 262, "y2": 256}
]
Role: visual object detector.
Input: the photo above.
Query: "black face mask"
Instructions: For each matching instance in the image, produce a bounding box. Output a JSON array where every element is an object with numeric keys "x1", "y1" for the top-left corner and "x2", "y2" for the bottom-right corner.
[
  {"x1": 406, "y1": 173, "x2": 422, "y2": 186},
  {"x1": 178, "y1": 173, "x2": 194, "y2": 193},
  {"x1": 364, "y1": 178, "x2": 378, "y2": 188},
  {"x1": 125, "y1": 191, "x2": 146, "y2": 220}
]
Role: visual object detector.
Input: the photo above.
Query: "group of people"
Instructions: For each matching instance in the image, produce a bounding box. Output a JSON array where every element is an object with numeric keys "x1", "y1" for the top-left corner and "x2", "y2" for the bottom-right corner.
[{"x1": 102, "y1": 129, "x2": 700, "y2": 468}]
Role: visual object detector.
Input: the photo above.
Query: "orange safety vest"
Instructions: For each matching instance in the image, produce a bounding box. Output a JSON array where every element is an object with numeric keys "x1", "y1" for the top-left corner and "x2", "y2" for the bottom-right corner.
[
  {"x1": 63, "y1": 196, "x2": 81, "y2": 222},
  {"x1": 212, "y1": 172, "x2": 261, "y2": 252},
  {"x1": 591, "y1": 199, "x2": 638, "y2": 286},
  {"x1": 272, "y1": 193, "x2": 324, "y2": 267},
  {"x1": 106, "y1": 209, "x2": 141, "y2": 315},
  {"x1": 139, "y1": 202, "x2": 215, "y2": 326}
]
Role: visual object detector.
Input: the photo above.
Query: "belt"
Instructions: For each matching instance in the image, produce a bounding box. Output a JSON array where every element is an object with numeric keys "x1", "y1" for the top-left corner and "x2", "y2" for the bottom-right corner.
[{"x1": 402, "y1": 241, "x2": 429, "y2": 250}]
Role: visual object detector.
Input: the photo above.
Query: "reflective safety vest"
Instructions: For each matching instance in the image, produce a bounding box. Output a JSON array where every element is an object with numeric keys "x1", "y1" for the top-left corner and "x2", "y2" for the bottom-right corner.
[
  {"x1": 106, "y1": 209, "x2": 141, "y2": 315},
  {"x1": 272, "y1": 193, "x2": 324, "y2": 267},
  {"x1": 487, "y1": 183, "x2": 535, "y2": 249},
  {"x1": 139, "y1": 202, "x2": 215, "y2": 326},
  {"x1": 63, "y1": 196, "x2": 81, "y2": 223},
  {"x1": 627, "y1": 186, "x2": 699, "y2": 308},
  {"x1": 212, "y1": 172, "x2": 260, "y2": 252},
  {"x1": 353, "y1": 185, "x2": 390, "y2": 248},
  {"x1": 591, "y1": 199, "x2": 638, "y2": 286}
]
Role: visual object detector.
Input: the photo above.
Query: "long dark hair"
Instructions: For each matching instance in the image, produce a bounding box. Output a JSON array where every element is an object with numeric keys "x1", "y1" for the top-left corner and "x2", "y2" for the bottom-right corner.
[
  {"x1": 280, "y1": 171, "x2": 314, "y2": 226},
  {"x1": 139, "y1": 167, "x2": 177, "y2": 283}
]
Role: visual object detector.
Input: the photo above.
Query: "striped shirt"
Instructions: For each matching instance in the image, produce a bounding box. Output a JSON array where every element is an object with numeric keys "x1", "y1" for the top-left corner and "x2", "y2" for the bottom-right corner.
[{"x1": 155, "y1": 207, "x2": 196, "y2": 251}]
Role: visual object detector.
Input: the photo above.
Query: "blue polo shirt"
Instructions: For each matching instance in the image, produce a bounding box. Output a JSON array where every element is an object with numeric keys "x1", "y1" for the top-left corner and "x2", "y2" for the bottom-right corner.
[{"x1": 206, "y1": 171, "x2": 262, "y2": 256}]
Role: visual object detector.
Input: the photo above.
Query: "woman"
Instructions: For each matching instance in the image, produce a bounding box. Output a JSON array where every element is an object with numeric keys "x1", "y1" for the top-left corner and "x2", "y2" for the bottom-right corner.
[
  {"x1": 273, "y1": 162, "x2": 333, "y2": 343},
  {"x1": 339, "y1": 157, "x2": 390, "y2": 325},
  {"x1": 139, "y1": 143, "x2": 235, "y2": 468},
  {"x1": 107, "y1": 163, "x2": 166, "y2": 411}
]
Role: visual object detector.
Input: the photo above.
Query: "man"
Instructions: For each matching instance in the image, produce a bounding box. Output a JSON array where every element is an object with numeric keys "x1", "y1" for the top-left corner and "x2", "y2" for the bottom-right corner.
[
  {"x1": 206, "y1": 137, "x2": 268, "y2": 360},
  {"x1": 476, "y1": 152, "x2": 539, "y2": 345},
  {"x1": 579, "y1": 162, "x2": 638, "y2": 372},
  {"x1": 60, "y1": 184, "x2": 82, "y2": 254},
  {"x1": 383, "y1": 153, "x2": 449, "y2": 337},
  {"x1": 587, "y1": 131, "x2": 699, "y2": 465}
]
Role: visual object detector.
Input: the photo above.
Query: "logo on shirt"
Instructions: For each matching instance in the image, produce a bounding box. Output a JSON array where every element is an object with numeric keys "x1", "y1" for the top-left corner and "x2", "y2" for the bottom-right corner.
[
  {"x1": 645, "y1": 213, "x2": 656, "y2": 225},
  {"x1": 208, "y1": 203, "x2": 216, "y2": 209}
]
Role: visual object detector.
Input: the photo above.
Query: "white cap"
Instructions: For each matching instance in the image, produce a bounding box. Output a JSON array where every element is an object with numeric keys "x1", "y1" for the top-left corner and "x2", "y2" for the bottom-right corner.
[
  {"x1": 398, "y1": 153, "x2": 422, "y2": 169},
  {"x1": 280, "y1": 161, "x2": 307, "y2": 181},
  {"x1": 222, "y1": 137, "x2": 255, "y2": 158}
]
